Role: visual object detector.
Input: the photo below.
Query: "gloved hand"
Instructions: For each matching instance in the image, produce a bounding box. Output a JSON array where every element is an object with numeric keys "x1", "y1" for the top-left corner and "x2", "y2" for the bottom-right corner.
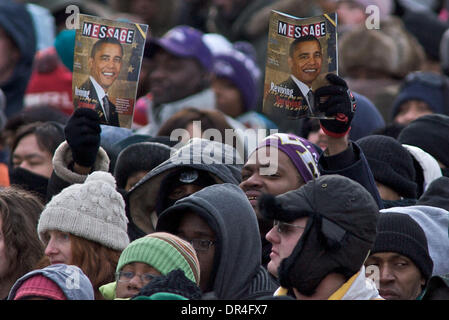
[
  {"x1": 64, "y1": 108, "x2": 101, "y2": 167},
  {"x1": 314, "y1": 73, "x2": 356, "y2": 138}
]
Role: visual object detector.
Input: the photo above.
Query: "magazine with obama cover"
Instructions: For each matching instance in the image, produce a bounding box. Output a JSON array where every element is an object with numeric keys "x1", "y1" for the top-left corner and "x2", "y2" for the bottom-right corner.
[
  {"x1": 72, "y1": 14, "x2": 148, "y2": 128},
  {"x1": 263, "y1": 11, "x2": 338, "y2": 121}
]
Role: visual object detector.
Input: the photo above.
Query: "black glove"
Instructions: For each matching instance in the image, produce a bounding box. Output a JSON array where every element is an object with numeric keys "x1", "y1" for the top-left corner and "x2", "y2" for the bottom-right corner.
[
  {"x1": 64, "y1": 108, "x2": 101, "y2": 167},
  {"x1": 314, "y1": 73, "x2": 356, "y2": 138}
]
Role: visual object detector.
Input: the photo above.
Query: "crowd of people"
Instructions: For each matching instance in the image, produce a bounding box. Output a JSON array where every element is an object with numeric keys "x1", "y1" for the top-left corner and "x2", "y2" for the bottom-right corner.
[{"x1": 0, "y1": 0, "x2": 449, "y2": 302}]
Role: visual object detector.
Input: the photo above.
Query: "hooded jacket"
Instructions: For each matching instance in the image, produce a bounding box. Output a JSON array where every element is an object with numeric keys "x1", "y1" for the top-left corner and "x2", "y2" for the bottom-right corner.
[
  {"x1": 126, "y1": 138, "x2": 243, "y2": 240},
  {"x1": 0, "y1": 0, "x2": 36, "y2": 117},
  {"x1": 381, "y1": 205, "x2": 449, "y2": 276},
  {"x1": 402, "y1": 144, "x2": 443, "y2": 198},
  {"x1": 8, "y1": 264, "x2": 94, "y2": 300},
  {"x1": 417, "y1": 176, "x2": 449, "y2": 212},
  {"x1": 156, "y1": 183, "x2": 278, "y2": 299},
  {"x1": 327, "y1": 266, "x2": 382, "y2": 300}
]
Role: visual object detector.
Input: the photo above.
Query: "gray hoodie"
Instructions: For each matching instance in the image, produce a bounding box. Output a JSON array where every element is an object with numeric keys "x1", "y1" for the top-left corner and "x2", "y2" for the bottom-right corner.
[
  {"x1": 156, "y1": 183, "x2": 278, "y2": 299},
  {"x1": 381, "y1": 205, "x2": 449, "y2": 276},
  {"x1": 126, "y1": 138, "x2": 243, "y2": 240},
  {"x1": 8, "y1": 264, "x2": 94, "y2": 300}
]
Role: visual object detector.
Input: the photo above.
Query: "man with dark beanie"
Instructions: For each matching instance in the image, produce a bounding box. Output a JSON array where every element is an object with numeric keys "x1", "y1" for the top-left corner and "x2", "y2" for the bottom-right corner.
[
  {"x1": 397, "y1": 114, "x2": 449, "y2": 177},
  {"x1": 258, "y1": 174, "x2": 381, "y2": 300},
  {"x1": 113, "y1": 142, "x2": 172, "y2": 191},
  {"x1": 365, "y1": 212, "x2": 433, "y2": 300},
  {"x1": 357, "y1": 134, "x2": 418, "y2": 208}
]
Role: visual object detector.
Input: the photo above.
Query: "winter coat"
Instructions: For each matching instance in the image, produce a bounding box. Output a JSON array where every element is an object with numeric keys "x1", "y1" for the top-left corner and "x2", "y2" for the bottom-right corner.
[
  {"x1": 0, "y1": 0, "x2": 36, "y2": 117},
  {"x1": 156, "y1": 183, "x2": 278, "y2": 299}
]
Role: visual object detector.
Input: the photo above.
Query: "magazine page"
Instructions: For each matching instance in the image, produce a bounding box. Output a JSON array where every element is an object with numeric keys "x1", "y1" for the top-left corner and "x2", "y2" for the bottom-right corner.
[
  {"x1": 263, "y1": 11, "x2": 338, "y2": 123},
  {"x1": 72, "y1": 14, "x2": 148, "y2": 128}
]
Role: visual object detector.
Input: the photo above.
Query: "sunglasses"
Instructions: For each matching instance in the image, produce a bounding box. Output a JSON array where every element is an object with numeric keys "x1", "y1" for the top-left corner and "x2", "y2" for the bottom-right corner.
[{"x1": 273, "y1": 219, "x2": 306, "y2": 234}]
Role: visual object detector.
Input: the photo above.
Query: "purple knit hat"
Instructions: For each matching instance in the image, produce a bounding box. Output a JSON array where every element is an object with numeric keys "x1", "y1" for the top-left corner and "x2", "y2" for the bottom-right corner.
[
  {"x1": 258, "y1": 133, "x2": 320, "y2": 182},
  {"x1": 212, "y1": 49, "x2": 261, "y2": 111}
]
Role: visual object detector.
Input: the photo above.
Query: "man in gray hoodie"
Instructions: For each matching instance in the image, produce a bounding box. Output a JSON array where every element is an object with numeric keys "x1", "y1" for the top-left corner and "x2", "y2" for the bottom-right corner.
[
  {"x1": 156, "y1": 183, "x2": 278, "y2": 299},
  {"x1": 126, "y1": 138, "x2": 243, "y2": 240}
]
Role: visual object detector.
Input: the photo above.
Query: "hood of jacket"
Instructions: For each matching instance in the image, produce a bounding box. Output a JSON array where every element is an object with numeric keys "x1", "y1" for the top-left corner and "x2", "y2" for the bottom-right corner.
[
  {"x1": 402, "y1": 144, "x2": 442, "y2": 195},
  {"x1": 0, "y1": 0, "x2": 36, "y2": 117},
  {"x1": 381, "y1": 205, "x2": 449, "y2": 276},
  {"x1": 126, "y1": 138, "x2": 243, "y2": 239},
  {"x1": 328, "y1": 266, "x2": 383, "y2": 300},
  {"x1": 417, "y1": 176, "x2": 449, "y2": 212},
  {"x1": 8, "y1": 264, "x2": 94, "y2": 300},
  {"x1": 156, "y1": 183, "x2": 276, "y2": 299}
]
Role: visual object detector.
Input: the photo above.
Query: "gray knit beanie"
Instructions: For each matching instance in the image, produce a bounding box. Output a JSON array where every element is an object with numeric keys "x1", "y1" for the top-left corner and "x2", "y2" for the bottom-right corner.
[{"x1": 38, "y1": 171, "x2": 129, "y2": 250}]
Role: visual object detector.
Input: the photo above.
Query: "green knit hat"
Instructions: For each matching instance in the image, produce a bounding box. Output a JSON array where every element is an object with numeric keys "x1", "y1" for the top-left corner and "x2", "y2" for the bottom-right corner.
[{"x1": 116, "y1": 232, "x2": 200, "y2": 285}]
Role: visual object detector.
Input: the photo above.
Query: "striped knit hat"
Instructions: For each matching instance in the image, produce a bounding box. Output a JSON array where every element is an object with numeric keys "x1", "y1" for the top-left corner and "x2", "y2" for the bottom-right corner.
[
  {"x1": 116, "y1": 232, "x2": 200, "y2": 285},
  {"x1": 257, "y1": 133, "x2": 320, "y2": 182}
]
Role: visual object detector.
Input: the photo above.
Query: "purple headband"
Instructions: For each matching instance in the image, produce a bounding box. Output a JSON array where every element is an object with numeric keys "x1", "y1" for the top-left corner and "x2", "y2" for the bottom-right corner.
[{"x1": 259, "y1": 133, "x2": 320, "y2": 182}]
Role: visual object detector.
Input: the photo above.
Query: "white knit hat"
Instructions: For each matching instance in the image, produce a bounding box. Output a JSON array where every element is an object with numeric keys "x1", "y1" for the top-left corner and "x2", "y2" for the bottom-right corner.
[{"x1": 38, "y1": 171, "x2": 129, "y2": 250}]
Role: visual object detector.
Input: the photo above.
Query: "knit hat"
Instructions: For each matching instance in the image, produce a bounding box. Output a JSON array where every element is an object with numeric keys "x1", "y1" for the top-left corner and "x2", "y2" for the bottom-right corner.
[
  {"x1": 114, "y1": 142, "x2": 172, "y2": 190},
  {"x1": 116, "y1": 232, "x2": 200, "y2": 285},
  {"x1": 148, "y1": 25, "x2": 213, "y2": 72},
  {"x1": 371, "y1": 212, "x2": 433, "y2": 281},
  {"x1": 24, "y1": 46, "x2": 73, "y2": 115},
  {"x1": 54, "y1": 29, "x2": 75, "y2": 72},
  {"x1": 398, "y1": 114, "x2": 449, "y2": 168},
  {"x1": 391, "y1": 72, "x2": 445, "y2": 120},
  {"x1": 256, "y1": 133, "x2": 320, "y2": 183},
  {"x1": 258, "y1": 174, "x2": 379, "y2": 295},
  {"x1": 203, "y1": 33, "x2": 233, "y2": 56},
  {"x1": 38, "y1": 171, "x2": 129, "y2": 251},
  {"x1": 132, "y1": 269, "x2": 202, "y2": 300},
  {"x1": 212, "y1": 49, "x2": 261, "y2": 111},
  {"x1": 357, "y1": 135, "x2": 417, "y2": 199},
  {"x1": 13, "y1": 275, "x2": 66, "y2": 300}
]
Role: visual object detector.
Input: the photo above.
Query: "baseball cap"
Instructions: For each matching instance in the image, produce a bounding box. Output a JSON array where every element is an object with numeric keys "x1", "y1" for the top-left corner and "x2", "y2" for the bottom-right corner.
[{"x1": 147, "y1": 25, "x2": 213, "y2": 71}]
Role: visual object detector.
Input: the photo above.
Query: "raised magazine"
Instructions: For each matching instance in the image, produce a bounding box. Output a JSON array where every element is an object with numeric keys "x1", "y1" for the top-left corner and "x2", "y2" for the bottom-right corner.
[
  {"x1": 72, "y1": 14, "x2": 148, "y2": 128},
  {"x1": 263, "y1": 10, "x2": 338, "y2": 121}
]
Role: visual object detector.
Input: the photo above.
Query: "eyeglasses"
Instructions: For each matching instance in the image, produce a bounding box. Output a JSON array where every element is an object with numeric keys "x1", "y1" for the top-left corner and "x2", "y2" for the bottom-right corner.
[
  {"x1": 273, "y1": 220, "x2": 305, "y2": 234},
  {"x1": 115, "y1": 271, "x2": 158, "y2": 284},
  {"x1": 186, "y1": 239, "x2": 216, "y2": 252}
]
